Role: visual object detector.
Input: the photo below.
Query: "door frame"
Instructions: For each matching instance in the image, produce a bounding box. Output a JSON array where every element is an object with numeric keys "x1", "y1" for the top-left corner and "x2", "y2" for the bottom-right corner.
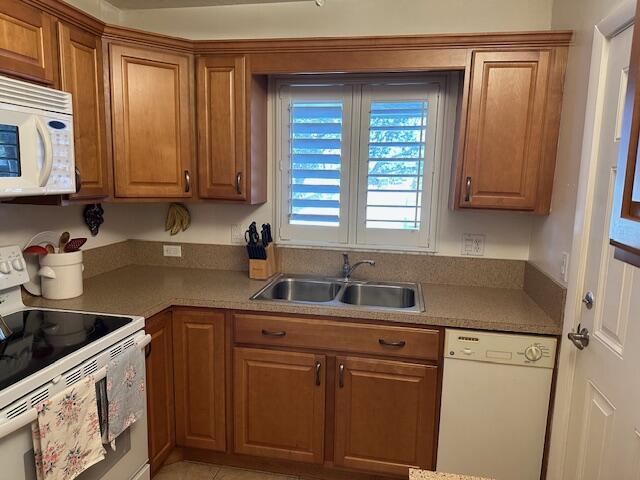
[{"x1": 547, "y1": 2, "x2": 637, "y2": 478}]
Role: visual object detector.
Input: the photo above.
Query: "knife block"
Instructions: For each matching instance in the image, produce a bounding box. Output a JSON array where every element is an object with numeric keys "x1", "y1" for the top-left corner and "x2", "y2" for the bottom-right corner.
[{"x1": 249, "y1": 244, "x2": 277, "y2": 280}]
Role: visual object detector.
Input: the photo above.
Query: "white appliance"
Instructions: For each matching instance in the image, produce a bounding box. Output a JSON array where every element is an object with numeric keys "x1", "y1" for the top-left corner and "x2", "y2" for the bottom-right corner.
[
  {"x1": 0, "y1": 75, "x2": 76, "y2": 197},
  {"x1": 437, "y1": 329, "x2": 556, "y2": 480},
  {"x1": 0, "y1": 245, "x2": 150, "y2": 480}
]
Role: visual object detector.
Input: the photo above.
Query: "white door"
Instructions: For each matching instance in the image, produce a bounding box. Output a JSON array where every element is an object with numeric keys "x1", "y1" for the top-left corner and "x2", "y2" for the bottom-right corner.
[{"x1": 563, "y1": 24, "x2": 640, "y2": 479}]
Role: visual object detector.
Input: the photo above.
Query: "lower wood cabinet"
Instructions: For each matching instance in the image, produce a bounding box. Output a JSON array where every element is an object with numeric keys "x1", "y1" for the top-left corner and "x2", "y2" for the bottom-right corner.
[
  {"x1": 233, "y1": 347, "x2": 326, "y2": 464},
  {"x1": 173, "y1": 308, "x2": 226, "y2": 451},
  {"x1": 144, "y1": 309, "x2": 175, "y2": 475},
  {"x1": 334, "y1": 356, "x2": 439, "y2": 476},
  {"x1": 145, "y1": 308, "x2": 441, "y2": 477}
]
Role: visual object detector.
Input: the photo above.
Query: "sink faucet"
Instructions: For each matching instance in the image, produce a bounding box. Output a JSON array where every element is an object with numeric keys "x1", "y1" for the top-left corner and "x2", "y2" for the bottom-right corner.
[{"x1": 341, "y1": 254, "x2": 375, "y2": 281}]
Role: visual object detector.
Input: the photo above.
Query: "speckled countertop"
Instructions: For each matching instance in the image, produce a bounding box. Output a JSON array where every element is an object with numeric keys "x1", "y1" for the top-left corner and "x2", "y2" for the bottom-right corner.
[
  {"x1": 409, "y1": 468, "x2": 493, "y2": 480},
  {"x1": 24, "y1": 265, "x2": 561, "y2": 335}
]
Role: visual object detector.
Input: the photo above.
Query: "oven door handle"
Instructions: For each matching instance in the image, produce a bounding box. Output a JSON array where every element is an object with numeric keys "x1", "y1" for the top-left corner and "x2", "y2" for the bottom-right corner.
[{"x1": 34, "y1": 116, "x2": 53, "y2": 187}]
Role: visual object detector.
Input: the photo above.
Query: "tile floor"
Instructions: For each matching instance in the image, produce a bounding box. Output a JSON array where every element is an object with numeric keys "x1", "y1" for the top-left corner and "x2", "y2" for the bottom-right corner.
[{"x1": 154, "y1": 461, "x2": 301, "y2": 480}]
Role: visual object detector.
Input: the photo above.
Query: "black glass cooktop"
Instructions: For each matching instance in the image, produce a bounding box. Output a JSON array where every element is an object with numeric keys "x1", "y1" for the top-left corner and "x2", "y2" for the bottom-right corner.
[{"x1": 0, "y1": 309, "x2": 132, "y2": 391}]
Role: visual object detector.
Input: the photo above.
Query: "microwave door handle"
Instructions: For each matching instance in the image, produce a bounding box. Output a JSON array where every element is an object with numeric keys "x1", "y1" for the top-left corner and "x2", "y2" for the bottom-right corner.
[{"x1": 34, "y1": 117, "x2": 53, "y2": 187}]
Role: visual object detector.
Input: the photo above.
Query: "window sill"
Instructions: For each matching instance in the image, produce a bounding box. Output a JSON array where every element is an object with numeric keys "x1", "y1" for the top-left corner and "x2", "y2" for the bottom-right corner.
[{"x1": 275, "y1": 240, "x2": 437, "y2": 255}]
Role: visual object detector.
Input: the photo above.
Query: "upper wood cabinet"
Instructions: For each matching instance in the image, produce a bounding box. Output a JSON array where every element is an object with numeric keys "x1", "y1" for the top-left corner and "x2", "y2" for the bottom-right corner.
[
  {"x1": 144, "y1": 309, "x2": 175, "y2": 476},
  {"x1": 173, "y1": 308, "x2": 226, "y2": 451},
  {"x1": 58, "y1": 23, "x2": 110, "y2": 199},
  {"x1": 611, "y1": 2, "x2": 640, "y2": 265},
  {"x1": 110, "y1": 44, "x2": 194, "y2": 198},
  {"x1": 456, "y1": 48, "x2": 566, "y2": 213},
  {"x1": 0, "y1": 0, "x2": 56, "y2": 84},
  {"x1": 197, "y1": 55, "x2": 267, "y2": 203},
  {"x1": 233, "y1": 347, "x2": 325, "y2": 463},
  {"x1": 334, "y1": 356, "x2": 438, "y2": 476}
]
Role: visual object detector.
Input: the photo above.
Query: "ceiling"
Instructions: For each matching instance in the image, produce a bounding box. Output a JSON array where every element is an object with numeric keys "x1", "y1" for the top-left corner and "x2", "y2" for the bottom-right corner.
[{"x1": 105, "y1": 0, "x2": 311, "y2": 9}]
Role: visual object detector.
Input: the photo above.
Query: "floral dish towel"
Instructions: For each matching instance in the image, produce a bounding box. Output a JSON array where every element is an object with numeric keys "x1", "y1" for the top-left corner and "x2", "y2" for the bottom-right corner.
[
  {"x1": 31, "y1": 375, "x2": 106, "y2": 480},
  {"x1": 106, "y1": 345, "x2": 145, "y2": 449}
]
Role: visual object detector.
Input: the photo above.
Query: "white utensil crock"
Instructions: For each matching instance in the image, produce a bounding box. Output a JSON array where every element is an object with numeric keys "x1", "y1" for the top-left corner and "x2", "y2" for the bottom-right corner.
[{"x1": 38, "y1": 250, "x2": 84, "y2": 300}]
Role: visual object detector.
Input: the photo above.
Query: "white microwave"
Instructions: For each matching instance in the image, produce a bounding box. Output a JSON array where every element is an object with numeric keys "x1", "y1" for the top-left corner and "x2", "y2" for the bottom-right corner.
[{"x1": 0, "y1": 75, "x2": 76, "y2": 198}]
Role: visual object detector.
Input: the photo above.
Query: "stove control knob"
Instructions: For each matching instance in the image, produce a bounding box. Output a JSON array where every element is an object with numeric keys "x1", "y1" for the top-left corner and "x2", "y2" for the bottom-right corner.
[
  {"x1": 11, "y1": 258, "x2": 25, "y2": 271},
  {"x1": 524, "y1": 345, "x2": 543, "y2": 362},
  {"x1": 0, "y1": 261, "x2": 11, "y2": 274}
]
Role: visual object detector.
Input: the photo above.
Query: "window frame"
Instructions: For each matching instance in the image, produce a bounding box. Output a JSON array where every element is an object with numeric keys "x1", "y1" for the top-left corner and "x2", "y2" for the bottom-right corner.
[{"x1": 275, "y1": 73, "x2": 456, "y2": 252}]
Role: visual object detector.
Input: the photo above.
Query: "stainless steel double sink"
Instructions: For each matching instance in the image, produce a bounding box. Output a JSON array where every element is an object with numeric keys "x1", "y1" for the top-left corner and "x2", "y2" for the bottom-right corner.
[{"x1": 251, "y1": 275, "x2": 424, "y2": 312}]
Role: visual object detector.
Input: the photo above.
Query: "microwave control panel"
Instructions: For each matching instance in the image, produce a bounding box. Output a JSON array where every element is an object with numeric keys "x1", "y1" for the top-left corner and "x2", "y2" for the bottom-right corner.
[{"x1": 43, "y1": 116, "x2": 75, "y2": 193}]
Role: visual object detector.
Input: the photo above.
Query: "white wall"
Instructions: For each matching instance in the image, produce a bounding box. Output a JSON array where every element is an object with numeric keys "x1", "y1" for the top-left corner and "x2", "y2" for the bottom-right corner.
[
  {"x1": 118, "y1": 0, "x2": 552, "y2": 40},
  {"x1": 528, "y1": 0, "x2": 627, "y2": 284},
  {"x1": 0, "y1": 203, "x2": 134, "y2": 249},
  {"x1": 63, "y1": 0, "x2": 122, "y2": 23}
]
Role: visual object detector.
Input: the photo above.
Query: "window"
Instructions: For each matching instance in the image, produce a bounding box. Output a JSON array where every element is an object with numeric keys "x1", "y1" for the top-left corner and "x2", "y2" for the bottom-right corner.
[{"x1": 277, "y1": 76, "x2": 451, "y2": 250}]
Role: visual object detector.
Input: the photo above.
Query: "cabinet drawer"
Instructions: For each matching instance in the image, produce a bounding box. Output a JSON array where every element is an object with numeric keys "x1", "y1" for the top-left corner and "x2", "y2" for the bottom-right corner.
[{"x1": 233, "y1": 313, "x2": 440, "y2": 361}]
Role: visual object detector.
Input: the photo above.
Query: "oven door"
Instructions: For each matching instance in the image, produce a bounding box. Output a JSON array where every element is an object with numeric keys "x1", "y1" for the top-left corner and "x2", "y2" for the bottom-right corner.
[
  {"x1": 0, "y1": 380, "x2": 149, "y2": 480},
  {"x1": 0, "y1": 106, "x2": 51, "y2": 196}
]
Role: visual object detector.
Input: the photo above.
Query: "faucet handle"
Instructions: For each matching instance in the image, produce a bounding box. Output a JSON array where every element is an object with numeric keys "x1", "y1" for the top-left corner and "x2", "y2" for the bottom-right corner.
[{"x1": 342, "y1": 253, "x2": 349, "y2": 264}]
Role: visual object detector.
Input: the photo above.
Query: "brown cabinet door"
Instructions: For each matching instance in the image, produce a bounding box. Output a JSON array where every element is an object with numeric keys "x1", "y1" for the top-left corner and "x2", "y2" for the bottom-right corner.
[
  {"x1": 334, "y1": 356, "x2": 438, "y2": 476},
  {"x1": 0, "y1": 0, "x2": 55, "y2": 84},
  {"x1": 197, "y1": 55, "x2": 247, "y2": 200},
  {"x1": 611, "y1": 1, "x2": 640, "y2": 264},
  {"x1": 173, "y1": 308, "x2": 226, "y2": 451},
  {"x1": 110, "y1": 44, "x2": 194, "y2": 198},
  {"x1": 144, "y1": 310, "x2": 175, "y2": 475},
  {"x1": 461, "y1": 50, "x2": 551, "y2": 211},
  {"x1": 58, "y1": 23, "x2": 110, "y2": 199},
  {"x1": 233, "y1": 347, "x2": 325, "y2": 463}
]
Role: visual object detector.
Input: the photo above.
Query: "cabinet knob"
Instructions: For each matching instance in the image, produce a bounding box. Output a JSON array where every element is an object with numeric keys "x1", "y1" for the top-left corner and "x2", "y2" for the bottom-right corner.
[
  {"x1": 464, "y1": 176, "x2": 472, "y2": 202},
  {"x1": 184, "y1": 170, "x2": 191, "y2": 193}
]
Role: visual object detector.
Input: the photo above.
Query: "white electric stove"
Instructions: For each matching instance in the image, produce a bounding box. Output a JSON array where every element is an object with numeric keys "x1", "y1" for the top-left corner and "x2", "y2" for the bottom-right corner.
[{"x1": 0, "y1": 245, "x2": 150, "y2": 480}]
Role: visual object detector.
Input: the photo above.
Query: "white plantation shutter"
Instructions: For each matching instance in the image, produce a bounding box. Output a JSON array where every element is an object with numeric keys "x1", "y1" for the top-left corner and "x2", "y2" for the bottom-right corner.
[
  {"x1": 278, "y1": 85, "x2": 352, "y2": 243},
  {"x1": 289, "y1": 101, "x2": 343, "y2": 226},
  {"x1": 356, "y1": 83, "x2": 440, "y2": 247},
  {"x1": 277, "y1": 77, "x2": 446, "y2": 249}
]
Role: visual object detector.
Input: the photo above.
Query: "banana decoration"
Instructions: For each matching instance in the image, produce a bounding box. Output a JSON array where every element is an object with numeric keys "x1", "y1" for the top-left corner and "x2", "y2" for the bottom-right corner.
[{"x1": 165, "y1": 203, "x2": 191, "y2": 236}]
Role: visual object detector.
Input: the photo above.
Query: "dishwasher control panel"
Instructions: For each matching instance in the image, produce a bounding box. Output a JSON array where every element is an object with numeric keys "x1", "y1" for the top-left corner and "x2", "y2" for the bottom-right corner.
[{"x1": 444, "y1": 329, "x2": 557, "y2": 369}]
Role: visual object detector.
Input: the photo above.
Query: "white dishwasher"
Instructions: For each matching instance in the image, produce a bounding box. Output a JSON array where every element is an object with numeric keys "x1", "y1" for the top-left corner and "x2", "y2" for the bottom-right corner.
[{"x1": 437, "y1": 329, "x2": 556, "y2": 480}]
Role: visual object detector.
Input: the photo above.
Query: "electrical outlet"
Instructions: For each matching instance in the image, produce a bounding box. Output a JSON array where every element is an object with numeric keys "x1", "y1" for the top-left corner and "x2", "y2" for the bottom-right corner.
[
  {"x1": 231, "y1": 224, "x2": 245, "y2": 244},
  {"x1": 163, "y1": 245, "x2": 182, "y2": 257},
  {"x1": 560, "y1": 252, "x2": 569, "y2": 282},
  {"x1": 462, "y1": 233, "x2": 485, "y2": 256}
]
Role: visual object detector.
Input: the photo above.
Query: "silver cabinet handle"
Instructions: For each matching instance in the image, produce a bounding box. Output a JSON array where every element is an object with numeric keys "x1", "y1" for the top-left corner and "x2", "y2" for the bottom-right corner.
[
  {"x1": 568, "y1": 324, "x2": 590, "y2": 350},
  {"x1": 315, "y1": 361, "x2": 321, "y2": 386},
  {"x1": 464, "y1": 176, "x2": 472, "y2": 202},
  {"x1": 261, "y1": 329, "x2": 286, "y2": 337},
  {"x1": 75, "y1": 167, "x2": 82, "y2": 194},
  {"x1": 379, "y1": 338, "x2": 406, "y2": 348},
  {"x1": 236, "y1": 172, "x2": 242, "y2": 194},
  {"x1": 338, "y1": 363, "x2": 345, "y2": 388},
  {"x1": 184, "y1": 170, "x2": 191, "y2": 193}
]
